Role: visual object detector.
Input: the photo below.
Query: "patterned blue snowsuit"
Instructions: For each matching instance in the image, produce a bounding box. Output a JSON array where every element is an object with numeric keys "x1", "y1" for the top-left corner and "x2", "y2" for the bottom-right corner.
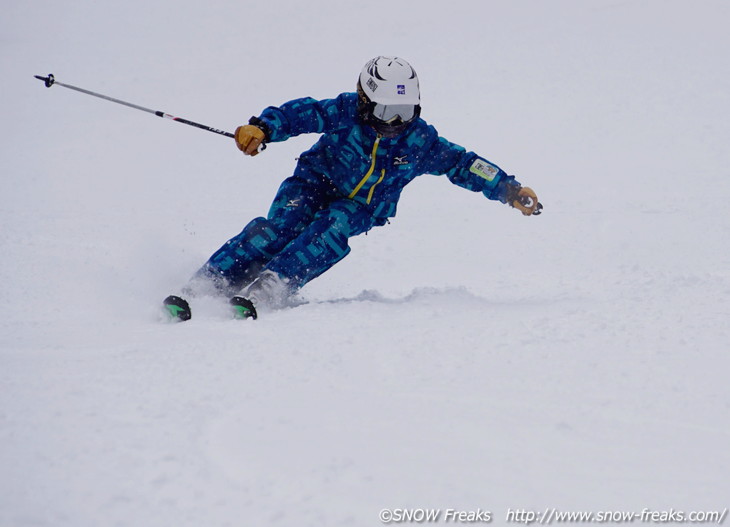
[{"x1": 197, "y1": 92, "x2": 520, "y2": 294}]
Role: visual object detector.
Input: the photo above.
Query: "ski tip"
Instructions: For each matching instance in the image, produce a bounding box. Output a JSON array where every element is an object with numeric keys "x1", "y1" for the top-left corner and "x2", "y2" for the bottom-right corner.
[
  {"x1": 163, "y1": 295, "x2": 191, "y2": 322},
  {"x1": 230, "y1": 296, "x2": 258, "y2": 320}
]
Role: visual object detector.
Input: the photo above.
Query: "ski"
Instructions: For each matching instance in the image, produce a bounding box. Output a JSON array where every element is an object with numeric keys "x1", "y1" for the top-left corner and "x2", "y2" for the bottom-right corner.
[
  {"x1": 163, "y1": 295, "x2": 192, "y2": 322},
  {"x1": 229, "y1": 296, "x2": 258, "y2": 320},
  {"x1": 162, "y1": 295, "x2": 259, "y2": 322}
]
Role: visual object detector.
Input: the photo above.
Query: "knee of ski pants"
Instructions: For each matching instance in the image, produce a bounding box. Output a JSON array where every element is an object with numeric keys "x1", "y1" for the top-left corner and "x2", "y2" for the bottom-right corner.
[
  {"x1": 219, "y1": 217, "x2": 284, "y2": 261},
  {"x1": 321, "y1": 199, "x2": 380, "y2": 237},
  {"x1": 217, "y1": 209, "x2": 317, "y2": 262},
  {"x1": 199, "y1": 217, "x2": 273, "y2": 286},
  {"x1": 265, "y1": 200, "x2": 379, "y2": 288}
]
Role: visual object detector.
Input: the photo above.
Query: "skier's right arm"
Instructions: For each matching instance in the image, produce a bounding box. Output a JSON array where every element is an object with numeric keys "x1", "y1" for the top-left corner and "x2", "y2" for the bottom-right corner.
[{"x1": 234, "y1": 93, "x2": 356, "y2": 155}]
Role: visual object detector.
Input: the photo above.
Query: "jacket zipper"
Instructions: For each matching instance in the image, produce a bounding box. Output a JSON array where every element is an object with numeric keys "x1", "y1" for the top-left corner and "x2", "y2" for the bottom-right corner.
[
  {"x1": 349, "y1": 135, "x2": 385, "y2": 204},
  {"x1": 366, "y1": 169, "x2": 386, "y2": 204}
]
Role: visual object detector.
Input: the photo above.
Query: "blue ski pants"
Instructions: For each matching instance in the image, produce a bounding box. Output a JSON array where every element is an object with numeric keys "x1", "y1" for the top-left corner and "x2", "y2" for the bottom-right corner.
[{"x1": 196, "y1": 167, "x2": 386, "y2": 294}]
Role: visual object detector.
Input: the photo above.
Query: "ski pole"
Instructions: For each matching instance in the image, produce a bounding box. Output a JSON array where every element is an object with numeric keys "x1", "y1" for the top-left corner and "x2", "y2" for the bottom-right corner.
[{"x1": 34, "y1": 73, "x2": 235, "y2": 139}]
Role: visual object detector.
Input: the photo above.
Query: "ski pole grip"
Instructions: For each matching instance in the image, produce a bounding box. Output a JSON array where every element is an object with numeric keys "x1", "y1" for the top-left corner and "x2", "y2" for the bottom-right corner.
[{"x1": 518, "y1": 195, "x2": 543, "y2": 215}]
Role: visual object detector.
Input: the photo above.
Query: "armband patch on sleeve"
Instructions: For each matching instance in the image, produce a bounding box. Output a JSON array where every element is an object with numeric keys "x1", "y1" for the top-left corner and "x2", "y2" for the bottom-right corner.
[{"x1": 469, "y1": 159, "x2": 499, "y2": 181}]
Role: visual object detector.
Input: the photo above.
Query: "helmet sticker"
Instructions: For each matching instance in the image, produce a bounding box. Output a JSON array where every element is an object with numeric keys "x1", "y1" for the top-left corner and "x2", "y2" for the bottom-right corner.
[
  {"x1": 367, "y1": 78, "x2": 378, "y2": 92},
  {"x1": 397, "y1": 84, "x2": 406, "y2": 94},
  {"x1": 470, "y1": 159, "x2": 499, "y2": 181}
]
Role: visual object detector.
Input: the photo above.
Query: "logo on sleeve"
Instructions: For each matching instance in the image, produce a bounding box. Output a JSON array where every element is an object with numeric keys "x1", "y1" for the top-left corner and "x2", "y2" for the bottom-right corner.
[
  {"x1": 393, "y1": 155, "x2": 409, "y2": 166},
  {"x1": 469, "y1": 159, "x2": 499, "y2": 181}
]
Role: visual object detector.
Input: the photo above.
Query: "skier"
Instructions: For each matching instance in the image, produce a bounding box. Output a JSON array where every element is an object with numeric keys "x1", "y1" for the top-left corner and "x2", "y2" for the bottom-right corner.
[{"x1": 164, "y1": 56, "x2": 541, "y2": 321}]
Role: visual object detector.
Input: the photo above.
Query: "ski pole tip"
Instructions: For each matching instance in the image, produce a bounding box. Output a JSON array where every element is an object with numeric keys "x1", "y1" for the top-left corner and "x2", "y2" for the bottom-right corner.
[{"x1": 34, "y1": 74, "x2": 55, "y2": 88}]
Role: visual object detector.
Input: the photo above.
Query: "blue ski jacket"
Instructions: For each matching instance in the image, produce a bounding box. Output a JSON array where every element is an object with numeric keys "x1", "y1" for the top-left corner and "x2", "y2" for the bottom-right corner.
[{"x1": 255, "y1": 92, "x2": 520, "y2": 221}]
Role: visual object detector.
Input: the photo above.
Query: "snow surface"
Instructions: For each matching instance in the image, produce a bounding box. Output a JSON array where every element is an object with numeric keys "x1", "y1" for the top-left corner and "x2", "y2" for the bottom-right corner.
[{"x1": 2, "y1": 1, "x2": 729, "y2": 525}]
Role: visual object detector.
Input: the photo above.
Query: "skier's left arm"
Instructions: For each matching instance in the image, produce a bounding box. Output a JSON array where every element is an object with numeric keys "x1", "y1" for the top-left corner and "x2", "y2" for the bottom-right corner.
[{"x1": 423, "y1": 135, "x2": 541, "y2": 216}]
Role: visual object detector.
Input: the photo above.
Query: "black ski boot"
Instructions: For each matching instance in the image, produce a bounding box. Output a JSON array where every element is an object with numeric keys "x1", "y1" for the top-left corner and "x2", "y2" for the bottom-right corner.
[{"x1": 229, "y1": 270, "x2": 292, "y2": 320}]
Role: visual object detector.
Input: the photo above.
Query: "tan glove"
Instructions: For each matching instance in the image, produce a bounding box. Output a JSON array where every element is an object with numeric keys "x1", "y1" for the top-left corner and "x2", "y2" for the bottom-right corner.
[
  {"x1": 234, "y1": 124, "x2": 266, "y2": 156},
  {"x1": 511, "y1": 186, "x2": 542, "y2": 216}
]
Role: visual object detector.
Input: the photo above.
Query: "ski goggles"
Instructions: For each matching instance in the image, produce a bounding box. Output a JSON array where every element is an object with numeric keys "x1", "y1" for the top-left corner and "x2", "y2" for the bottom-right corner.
[{"x1": 371, "y1": 103, "x2": 417, "y2": 123}]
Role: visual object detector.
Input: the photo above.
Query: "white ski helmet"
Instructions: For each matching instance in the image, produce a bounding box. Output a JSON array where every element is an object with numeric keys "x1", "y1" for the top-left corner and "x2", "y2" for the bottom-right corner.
[{"x1": 357, "y1": 56, "x2": 421, "y2": 137}]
